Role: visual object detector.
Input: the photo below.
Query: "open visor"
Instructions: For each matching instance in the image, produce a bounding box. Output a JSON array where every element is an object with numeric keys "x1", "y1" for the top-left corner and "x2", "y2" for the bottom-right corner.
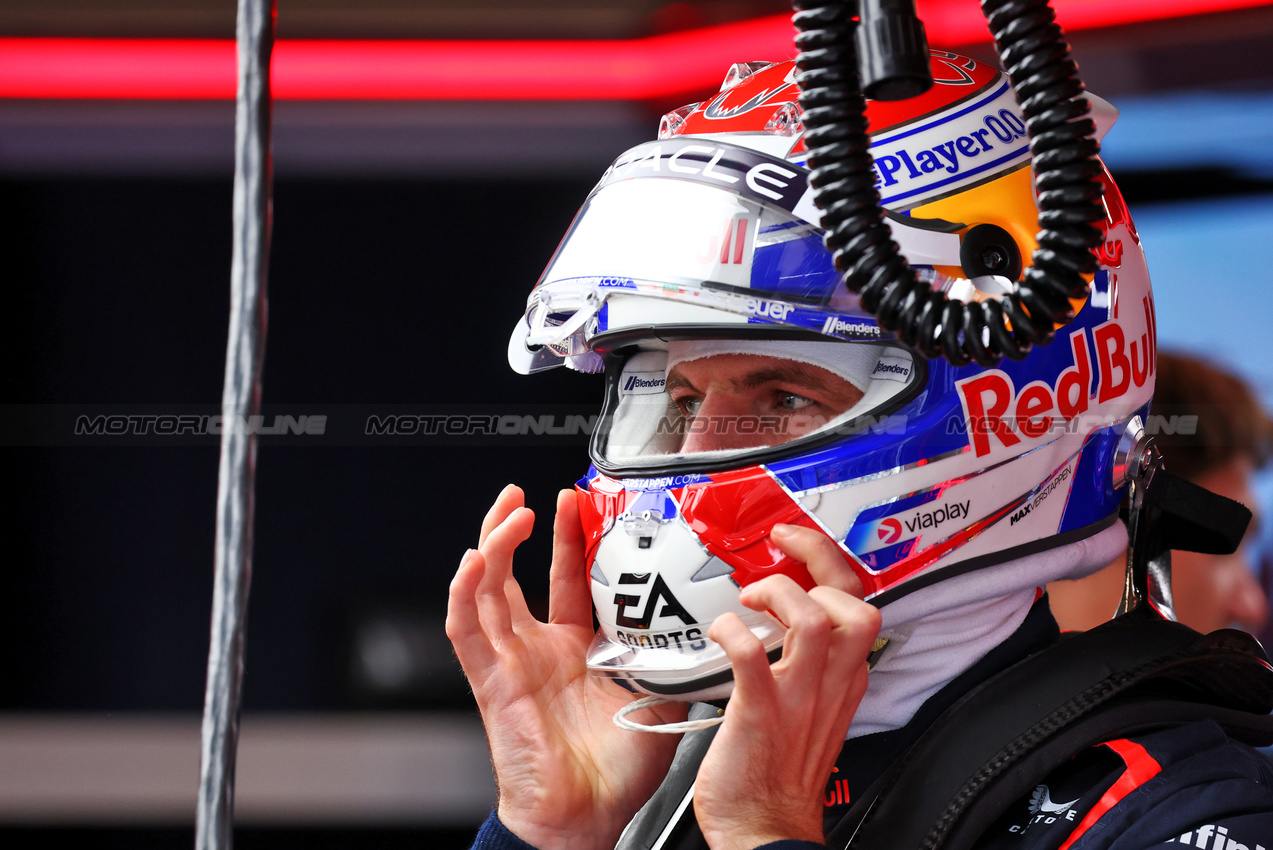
[
  {"x1": 591, "y1": 340, "x2": 921, "y2": 474},
  {"x1": 509, "y1": 139, "x2": 967, "y2": 374}
]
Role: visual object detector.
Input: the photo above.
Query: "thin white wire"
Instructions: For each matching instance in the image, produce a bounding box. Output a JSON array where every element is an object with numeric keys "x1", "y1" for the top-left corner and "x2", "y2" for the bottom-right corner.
[{"x1": 613, "y1": 696, "x2": 726, "y2": 733}]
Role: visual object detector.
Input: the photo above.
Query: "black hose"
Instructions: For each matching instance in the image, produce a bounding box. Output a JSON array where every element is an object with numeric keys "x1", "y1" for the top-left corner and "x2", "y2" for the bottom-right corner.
[
  {"x1": 792, "y1": 0, "x2": 1105, "y2": 366},
  {"x1": 195, "y1": 1, "x2": 274, "y2": 848}
]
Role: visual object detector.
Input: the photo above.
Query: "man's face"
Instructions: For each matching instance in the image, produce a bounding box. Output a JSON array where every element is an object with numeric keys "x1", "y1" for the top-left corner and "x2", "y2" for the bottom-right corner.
[
  {"x1": 664, "y1": 354, "x2": 865, "y2": 454},
  {"x1": 1171, "y1": 458, "x2": 1268, "y2": 634}
]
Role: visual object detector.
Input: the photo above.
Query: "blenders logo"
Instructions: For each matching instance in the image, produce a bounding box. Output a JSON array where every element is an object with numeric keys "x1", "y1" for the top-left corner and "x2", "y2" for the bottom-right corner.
[
  {"x1": 822, "y1": 315, "x2": 882, "y2": 338},
  {"x1": 872, "y1": 357, "x2": 911, "y2": 383},
  {"x1": 621, "y1": 373, "x2": 667, "y2": 395}
]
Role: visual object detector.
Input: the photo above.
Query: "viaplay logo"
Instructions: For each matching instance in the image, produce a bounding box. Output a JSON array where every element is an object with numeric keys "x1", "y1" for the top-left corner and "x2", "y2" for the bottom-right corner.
[
  {"x1": 855, "y1": 499, "x2": 972, "y2": 556},
  {"x1": 878, "y1": 518, "x2": 903, "y2": 544}
]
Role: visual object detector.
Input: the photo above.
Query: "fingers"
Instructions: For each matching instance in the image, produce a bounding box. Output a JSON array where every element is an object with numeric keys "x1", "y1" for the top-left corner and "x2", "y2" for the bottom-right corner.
[
  {"x1": 707, "y1": 612, "x2": 776, "y2": 718},
  {"x1": 446, "y1": 548, "x2": 498, "y2": 677},
  {"x1": 479, "y1": 484, "x2": 525, "y2": 547},
  {"x1": 476, "y1": 504, "x2": 537, "y2": 643},
  {"x1": 737, "y1": 574, "x2": 881, "y2": 687},
  {"x1": 771, "y1": 523, "x2": 865, "y2": 598},
  {"x1": 548, "y1": 489, "x2": 592, "y2": 627}
]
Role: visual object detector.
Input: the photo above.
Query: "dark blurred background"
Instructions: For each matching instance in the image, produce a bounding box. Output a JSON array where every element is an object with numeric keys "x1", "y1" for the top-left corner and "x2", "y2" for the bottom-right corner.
[{"x1": 2, "y1": 1, "x2": 1272, "y2": 847}]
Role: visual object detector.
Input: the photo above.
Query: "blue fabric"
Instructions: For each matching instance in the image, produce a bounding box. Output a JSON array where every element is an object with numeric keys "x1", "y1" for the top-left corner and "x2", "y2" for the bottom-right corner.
[{"x1": 472, "y1": 811, "x2": 538, "y2": 850}]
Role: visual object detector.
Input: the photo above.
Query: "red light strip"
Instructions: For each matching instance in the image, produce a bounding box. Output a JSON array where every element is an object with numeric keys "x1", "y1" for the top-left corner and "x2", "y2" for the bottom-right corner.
[
  {"x1": 920, "y1": 0, "x2": 1272, "y2": 43},
  {"x1": 0, "y1": 0, "x2": 1265, "y2": 101}
]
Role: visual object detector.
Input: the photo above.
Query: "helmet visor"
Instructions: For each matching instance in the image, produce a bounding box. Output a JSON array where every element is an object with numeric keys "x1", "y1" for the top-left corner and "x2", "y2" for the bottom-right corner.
[
  {"x1": 542, "y1": 176, "x2": 839, "y2": 303},
  {"x1": 510, "y1": 139, "x2": 967, "y2": 374},
  {"x1": 592, "y1": 340, "x2": 921, "y2": 473}
]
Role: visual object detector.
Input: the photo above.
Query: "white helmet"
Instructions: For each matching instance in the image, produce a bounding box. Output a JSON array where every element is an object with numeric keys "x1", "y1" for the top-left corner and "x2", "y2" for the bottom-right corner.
[{"x1": 510, "y1": 53, "x2": 1151, "y2": 700}]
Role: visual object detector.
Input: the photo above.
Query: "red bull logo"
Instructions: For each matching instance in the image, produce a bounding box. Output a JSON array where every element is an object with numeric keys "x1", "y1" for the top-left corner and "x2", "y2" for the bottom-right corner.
[{"x1": 956, "y1": 298, "x2": 1157, "y2": 458}]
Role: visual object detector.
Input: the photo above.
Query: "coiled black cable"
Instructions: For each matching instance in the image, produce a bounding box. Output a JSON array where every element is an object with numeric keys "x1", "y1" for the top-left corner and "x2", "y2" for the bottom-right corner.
[{"x1": 792, "y1": 0, "x2": 1105, "y2": 367}]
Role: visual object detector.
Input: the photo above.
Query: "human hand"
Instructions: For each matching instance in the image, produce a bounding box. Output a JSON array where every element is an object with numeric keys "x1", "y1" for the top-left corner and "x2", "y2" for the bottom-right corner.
[
  {"x1": 446, "y1": 485, "x2": 687, "y2": 850},
  {"x1": 693, "y1": 524, "x2": 881, "y2": 850}
]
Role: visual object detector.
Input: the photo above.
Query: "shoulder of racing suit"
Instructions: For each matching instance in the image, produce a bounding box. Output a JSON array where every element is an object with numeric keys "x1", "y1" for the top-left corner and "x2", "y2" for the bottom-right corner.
[
  {"x1": 975, "y1": 719, "x2": 1273, "y2": 849},
  {"x1": 827, "y1": 608, "x2": 1273, "y2": 850}
]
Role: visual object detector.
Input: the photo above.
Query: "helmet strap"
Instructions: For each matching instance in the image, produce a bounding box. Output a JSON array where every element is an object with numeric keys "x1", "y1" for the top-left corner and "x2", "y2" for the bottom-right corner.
[{"x1": 613, "y1": 696, "x2": 725, "y2": 734}]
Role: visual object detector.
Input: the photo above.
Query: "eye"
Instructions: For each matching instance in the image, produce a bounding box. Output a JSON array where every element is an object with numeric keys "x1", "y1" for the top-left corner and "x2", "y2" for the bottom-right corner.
[
  {"x1": 778, "y1": 393, "x2": 815, "y2": 411},
  {"x1": 673, "y1": 395, "x2": 702, "y2": 416}
]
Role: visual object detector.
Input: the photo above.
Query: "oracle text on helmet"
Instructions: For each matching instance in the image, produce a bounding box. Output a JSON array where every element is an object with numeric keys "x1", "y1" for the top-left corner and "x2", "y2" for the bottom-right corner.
[
  {"x1": 603, "y1": 143, "x2": 801, "y2": 203},
  {"x1": 956, "y1": 302, "x2": 1156, "y2": 458}
]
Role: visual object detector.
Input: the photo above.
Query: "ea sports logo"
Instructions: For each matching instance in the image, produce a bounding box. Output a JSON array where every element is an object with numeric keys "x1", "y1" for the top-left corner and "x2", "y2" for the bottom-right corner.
[
  {"x1": 613, "y1": 573, "x2": 695, "y2": 630},
  {"x1": 878, "y1": 518, "x2": 903, "y2": 544}
]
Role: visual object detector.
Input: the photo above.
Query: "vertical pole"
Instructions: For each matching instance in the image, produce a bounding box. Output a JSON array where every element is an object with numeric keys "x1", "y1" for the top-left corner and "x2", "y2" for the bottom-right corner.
[{"x1": 196, "y1": 1, "x2": 274, "y2": 848}]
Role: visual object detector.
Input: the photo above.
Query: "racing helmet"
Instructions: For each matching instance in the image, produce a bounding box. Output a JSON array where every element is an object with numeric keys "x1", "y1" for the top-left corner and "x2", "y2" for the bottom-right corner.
[{"x1": 508, "y1": 51, "x2": 1153, "y2": 701}]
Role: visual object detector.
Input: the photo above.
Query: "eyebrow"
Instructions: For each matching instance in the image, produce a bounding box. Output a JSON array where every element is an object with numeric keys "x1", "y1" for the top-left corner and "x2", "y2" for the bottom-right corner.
[
  {"x1": 733, "y1": 365, "x2": 836, "y2": 394},
  {"x1": 664, "y1": 372, "x2": 698, "y2": 396},
  {"x1": 664, "y1": 363, "x2": 838, "y2": 396}
]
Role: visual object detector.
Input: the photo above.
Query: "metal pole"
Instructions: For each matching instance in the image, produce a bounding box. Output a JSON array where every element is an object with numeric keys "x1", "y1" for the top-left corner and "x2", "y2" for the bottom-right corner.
[{"x1": 196, "y1": 1, "x2": 274, "y2": 848}]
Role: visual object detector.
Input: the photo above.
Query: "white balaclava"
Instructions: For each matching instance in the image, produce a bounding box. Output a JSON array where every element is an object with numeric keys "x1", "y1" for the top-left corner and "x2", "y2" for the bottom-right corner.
[
  {"x1": 665, "y1": 339, "x2": 881, "y2": 393},
  {"x1": 850, "y1": 520, "x2": 1128, "y2": 738}
]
